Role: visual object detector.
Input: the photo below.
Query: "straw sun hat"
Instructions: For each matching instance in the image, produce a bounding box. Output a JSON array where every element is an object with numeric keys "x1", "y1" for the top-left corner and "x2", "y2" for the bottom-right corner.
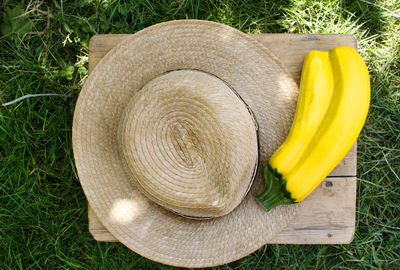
[{"x1": 73, "y1": 20, "x2": 299, "y2": 267}]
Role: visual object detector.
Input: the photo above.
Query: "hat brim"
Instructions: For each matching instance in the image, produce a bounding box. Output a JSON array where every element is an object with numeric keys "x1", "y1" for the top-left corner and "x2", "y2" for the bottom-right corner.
[{"x1": 73, "y1": 20, "x2": 299, "y2": 268}]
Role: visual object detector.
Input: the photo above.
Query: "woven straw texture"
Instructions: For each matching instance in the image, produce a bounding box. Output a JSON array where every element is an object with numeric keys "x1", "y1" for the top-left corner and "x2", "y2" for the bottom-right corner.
[
  {"x1": 118, "y1": 70, "x2": 259, "y2": 218},
  {"x1": 73, "y1": 20, "x2": 299, "y2": 267}
]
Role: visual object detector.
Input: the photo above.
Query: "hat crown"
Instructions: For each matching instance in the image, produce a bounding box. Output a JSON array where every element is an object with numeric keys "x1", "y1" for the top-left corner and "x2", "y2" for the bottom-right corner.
[{"x1": 118, "y1": 70, "x2": 259, "y2": 218}]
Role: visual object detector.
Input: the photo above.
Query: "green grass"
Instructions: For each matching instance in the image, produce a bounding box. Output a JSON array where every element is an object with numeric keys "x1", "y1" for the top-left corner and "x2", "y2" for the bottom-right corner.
[{"x1": 0, "y1": 0, "x2": 399, "y2": 269}]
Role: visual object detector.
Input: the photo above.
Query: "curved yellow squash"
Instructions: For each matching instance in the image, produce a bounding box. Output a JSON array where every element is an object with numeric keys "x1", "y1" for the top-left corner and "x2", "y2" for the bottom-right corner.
[
  {"x1": 257, "y1": 46, "x2": 370, "y2": 211},
  {"x1": 269, "y1": 51, "x2": 334, "y2": 176}
]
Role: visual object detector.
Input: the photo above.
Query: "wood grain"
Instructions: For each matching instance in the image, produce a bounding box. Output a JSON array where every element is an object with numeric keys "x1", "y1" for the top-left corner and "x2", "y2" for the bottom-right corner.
[{"x1": 86, "y1": 33, "x2": 357, "y2": 244}]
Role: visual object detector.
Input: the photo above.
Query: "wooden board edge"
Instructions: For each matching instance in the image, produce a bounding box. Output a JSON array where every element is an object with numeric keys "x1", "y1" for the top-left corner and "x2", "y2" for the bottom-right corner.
[{"x1": 89, "y1": 177, "x2": 357, "y2": 244}]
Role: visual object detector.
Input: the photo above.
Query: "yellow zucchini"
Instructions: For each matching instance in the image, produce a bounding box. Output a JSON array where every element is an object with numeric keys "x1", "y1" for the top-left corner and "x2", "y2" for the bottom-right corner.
[
  {"x1": 257, "y1": 46, "x2": 370, "y2": 211},
  {"x1": 269, "y1": 51, "x2": 334, "y2": 176}
]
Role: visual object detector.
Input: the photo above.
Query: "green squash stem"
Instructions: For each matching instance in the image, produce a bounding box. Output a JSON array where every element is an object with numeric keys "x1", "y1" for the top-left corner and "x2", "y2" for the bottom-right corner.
[{"x1": 256, "y1": 164, "x2": 296, "y2": 211}]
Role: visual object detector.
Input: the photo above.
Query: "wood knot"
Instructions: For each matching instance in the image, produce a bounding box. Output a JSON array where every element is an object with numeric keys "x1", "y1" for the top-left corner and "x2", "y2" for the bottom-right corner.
[{"x1": 325, "y1": 181, "x2": 333, "y2": 187}]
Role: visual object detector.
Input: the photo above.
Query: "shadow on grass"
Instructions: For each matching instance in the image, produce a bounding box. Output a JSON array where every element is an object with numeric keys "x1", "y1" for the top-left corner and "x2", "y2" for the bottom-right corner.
[{"x1": 343, "y1": 0, "x2": 390, "y2": 38}]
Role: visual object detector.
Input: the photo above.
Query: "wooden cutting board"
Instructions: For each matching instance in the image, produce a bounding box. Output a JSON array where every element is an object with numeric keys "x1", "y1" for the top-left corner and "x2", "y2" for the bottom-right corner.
[{"x1": 86, "y1": 33, "x2": 357, "y2": 244}]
